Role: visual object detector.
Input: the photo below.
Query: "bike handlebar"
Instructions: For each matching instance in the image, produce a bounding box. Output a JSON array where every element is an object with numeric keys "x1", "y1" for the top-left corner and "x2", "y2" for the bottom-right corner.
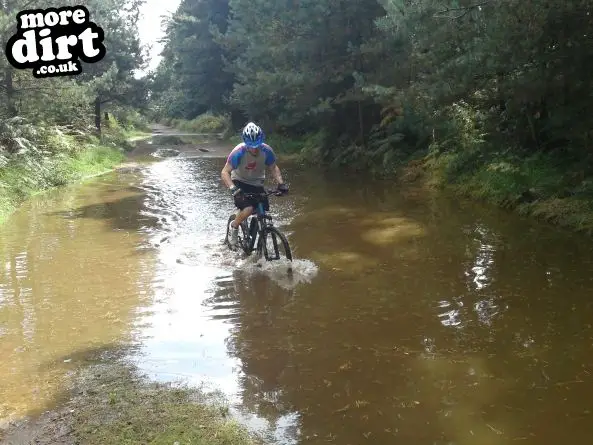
[{"x1": 241, "y1": 189, "x2": 287, "y2": 199}]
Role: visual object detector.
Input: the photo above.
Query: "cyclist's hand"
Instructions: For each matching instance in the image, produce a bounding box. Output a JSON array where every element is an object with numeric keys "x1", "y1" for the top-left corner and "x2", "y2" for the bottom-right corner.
[
  {"x1": 230, "y1": 185, "x2": 242, "y2": 197},
  {"x1": 277, "y1": 183, "x2": 289, "y2": 195}
]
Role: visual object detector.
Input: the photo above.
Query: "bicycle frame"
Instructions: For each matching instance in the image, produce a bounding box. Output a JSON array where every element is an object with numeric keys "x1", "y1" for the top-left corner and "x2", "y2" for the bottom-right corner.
[{"x1": 240, "y1": 190, "x2": 277, "y2": 254}]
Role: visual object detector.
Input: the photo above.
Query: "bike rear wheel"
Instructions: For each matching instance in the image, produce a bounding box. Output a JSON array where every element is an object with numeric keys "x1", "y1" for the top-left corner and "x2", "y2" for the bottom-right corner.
[
  {"x1": 260, "y1": 226, "x2": 292, "y2": 261},
  {"x1": 225, "y1": 214, "x2": 250, "y2": 252}
]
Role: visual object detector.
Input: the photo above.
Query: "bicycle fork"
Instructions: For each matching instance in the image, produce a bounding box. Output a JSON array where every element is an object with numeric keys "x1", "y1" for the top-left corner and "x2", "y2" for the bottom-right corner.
[
  {"x1": 264, "y1": 231, "x2": 282, "y2": 260},
  {"x1": 258, "y1": 218, "x2": 282, "y2": 261}
]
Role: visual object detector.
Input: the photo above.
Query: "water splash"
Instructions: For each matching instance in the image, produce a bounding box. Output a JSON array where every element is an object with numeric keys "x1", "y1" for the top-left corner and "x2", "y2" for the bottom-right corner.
[
  {"x1": 137, "y1": 158, "x2": 320, "y2": 292},
  {"x1": 234, "y1": 255, "x2": 319, "y2": 291}
]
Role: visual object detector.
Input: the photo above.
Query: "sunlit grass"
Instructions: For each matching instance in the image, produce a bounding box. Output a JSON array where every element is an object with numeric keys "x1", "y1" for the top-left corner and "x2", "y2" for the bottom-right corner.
[
  {"x1": 0, "y1": 145, "x2": 125, "y2": 225},
  {"x1": 1, "y1": 362, "x2": 260, "y2": 445},
  {"x1": 421, "y1": 149, "x2": 593, "y2": 234},
  {"x1": 70, "y1": 364, "x2": 259, "y2": 445},
  {"x1": 124, "y1": 129, "x2": 152, "y2": 141},
  {"x1": 162, "y1": 113, "x2": 231, "y2": 135}
]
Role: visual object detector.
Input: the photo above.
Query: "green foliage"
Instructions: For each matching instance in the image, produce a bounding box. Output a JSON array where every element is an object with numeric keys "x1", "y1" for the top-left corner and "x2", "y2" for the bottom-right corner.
[
  {"x1": 149, "y1": 0, "x2": 593, "y2": 162},
  {"x1": 169, "y1": 113, "x2": 231, "y2": 134},
  {"x1": 265, "y1": 131, "x2": 326, "y2": 159},
  {"x1": 0, "y1": 0, "x2": 149, "y2": 136},
  {"x1": 148, "y1": 0, "x2": 233, "y2": 121},
  {"x1": 113, "y1": 109, "x2": 152, "y2": 132},
  {"x1": 0, "y1": 0, "x2": 149, "y2": 224},
  {"x1": 0, "y1": 128, "x2": 125, "y2": 224}
]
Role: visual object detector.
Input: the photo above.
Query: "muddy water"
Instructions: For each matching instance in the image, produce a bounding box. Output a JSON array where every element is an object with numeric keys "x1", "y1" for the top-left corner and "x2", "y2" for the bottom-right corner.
[{"x1": 2, "y1": 145, "x2": 593, "y2": 444}]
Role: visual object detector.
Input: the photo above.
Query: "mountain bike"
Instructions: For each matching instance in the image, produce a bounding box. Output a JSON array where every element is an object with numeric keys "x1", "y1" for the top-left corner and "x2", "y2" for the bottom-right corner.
[{"x1": 224, "y1": 189, "x2": 293, "y2": 263}]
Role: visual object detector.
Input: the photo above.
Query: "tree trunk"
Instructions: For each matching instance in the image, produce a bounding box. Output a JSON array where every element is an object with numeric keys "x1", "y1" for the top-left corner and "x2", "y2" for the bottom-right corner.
[
  {"x1": 5, "y1": 68, "x2": 17, "y2": 117},
  {"x1": 94, "y1": 96, "x2": 101, "y2": 135},
  {"x1": 230, "y1": 108, "x2": 247, "y2": 132},
  {"x1": 526, "y1": 111, "x2": 539, "y2": 151},
  {"x1": 358, "y1": 100, "x2": 365, "y2": 147}
]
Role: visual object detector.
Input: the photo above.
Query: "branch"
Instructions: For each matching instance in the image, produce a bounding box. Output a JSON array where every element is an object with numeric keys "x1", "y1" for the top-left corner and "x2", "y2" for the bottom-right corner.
[
  {"x1": 434, "y1": 1, "x2": 491, "y2": 19},
  {"x1": 99, "y1": 91, "x2": 133, "y2": 105},
  {"x1": 15, "y1": 86, "x2": 74, "y2": 92}
]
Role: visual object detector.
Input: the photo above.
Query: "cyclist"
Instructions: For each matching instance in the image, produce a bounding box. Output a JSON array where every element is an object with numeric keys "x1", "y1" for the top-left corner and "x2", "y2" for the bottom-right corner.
[{"x1": 221, "y1": 122, "x2": 289, "y2": 249}]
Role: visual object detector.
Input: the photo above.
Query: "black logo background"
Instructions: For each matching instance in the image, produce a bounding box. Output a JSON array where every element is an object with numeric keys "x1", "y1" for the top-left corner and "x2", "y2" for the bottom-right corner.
[{"x1": 5, "y1": 5, "x2": 106, "y2": 78}]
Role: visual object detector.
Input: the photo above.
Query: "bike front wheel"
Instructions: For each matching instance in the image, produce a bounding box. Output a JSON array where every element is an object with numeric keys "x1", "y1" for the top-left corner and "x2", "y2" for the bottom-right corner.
[{"x1": 260, "y1": 226, "x2": 292, "y2": 261}]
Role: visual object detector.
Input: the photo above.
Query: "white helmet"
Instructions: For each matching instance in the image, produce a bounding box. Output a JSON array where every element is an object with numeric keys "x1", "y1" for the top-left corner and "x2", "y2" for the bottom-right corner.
[{"x1": 242, "y1": 122, "x2": 264, "y2": 147}]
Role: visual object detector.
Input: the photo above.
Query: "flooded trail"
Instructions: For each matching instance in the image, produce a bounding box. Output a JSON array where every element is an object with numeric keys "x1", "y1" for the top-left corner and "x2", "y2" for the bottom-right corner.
[{"x1": 2, "y1": 136, "x2": 593, "y2": 444}]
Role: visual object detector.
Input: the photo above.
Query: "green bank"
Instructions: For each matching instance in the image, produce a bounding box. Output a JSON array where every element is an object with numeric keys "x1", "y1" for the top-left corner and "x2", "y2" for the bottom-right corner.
[
  {"x1": 0, "y1": 118, "x2": 149, "y2": 226},
  {"x1": 0, "y1": 361, "x2": 259, "y2": 445}
]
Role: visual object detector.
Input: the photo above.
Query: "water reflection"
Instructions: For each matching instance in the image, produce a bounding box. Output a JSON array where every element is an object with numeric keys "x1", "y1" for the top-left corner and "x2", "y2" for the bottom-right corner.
[
  {"x1": 0, "y1": 176, "x2": 157, "y2": 422},
  {"x1": 466, "y1": 224, "x2": 496, "y2": 291}
]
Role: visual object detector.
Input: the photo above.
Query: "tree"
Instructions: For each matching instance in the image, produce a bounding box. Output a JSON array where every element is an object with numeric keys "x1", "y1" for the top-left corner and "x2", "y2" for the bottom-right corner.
[{"x1": 149, "y1": 0, "x2": 234, "y2": 120}]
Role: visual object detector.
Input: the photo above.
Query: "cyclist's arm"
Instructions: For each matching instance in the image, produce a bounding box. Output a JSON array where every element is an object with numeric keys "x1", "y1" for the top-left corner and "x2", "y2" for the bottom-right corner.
[
  {"x1": 221, "y1": 161, "x2": 235, "y2": 189},
  {"x1": 222, "y1": 145, "x2": 243, "y2": 189},
  {"x1": 263, "y1": 145, "x2": 284, "y2": 185},
  {"x1": 267, "y1": 163, "x2": 284, "y2": 185}
]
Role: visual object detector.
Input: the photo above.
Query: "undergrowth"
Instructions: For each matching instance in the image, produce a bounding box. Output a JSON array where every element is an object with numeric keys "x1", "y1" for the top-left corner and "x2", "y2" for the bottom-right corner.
[
  {"x1": 421, "y1": 145, "x2": 593, "y2": 233},
  {"x1": 162, "y1": 112, "x2": 231, "y2": 135},
  {"x1": 0, "y1": 117, "x2": 137, "y2": 225}
]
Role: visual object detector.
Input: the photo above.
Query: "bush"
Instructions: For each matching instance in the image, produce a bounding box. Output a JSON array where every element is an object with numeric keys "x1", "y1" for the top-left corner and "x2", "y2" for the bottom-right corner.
[
  {"x1": 166, "y1": 113, "x2": 231, "y2": 134},
  {"x1": 116, "y1": 109, "x2": 151, "y2": 132},
  {"x1": 0, "y1": 117, "x2": 126, "y2": 224}
]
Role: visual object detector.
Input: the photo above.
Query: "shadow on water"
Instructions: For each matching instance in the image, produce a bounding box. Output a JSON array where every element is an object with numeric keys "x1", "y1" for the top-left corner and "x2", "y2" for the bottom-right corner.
[
  {"x1": 211, "y1": 226, "x2": 593, "y2": 444},
  {"x1": 45, "y1": 194, "x2": 160, "y2": 232},
  {"x1": 40, "y1": 343, "x2": 140, "y2": 371}
]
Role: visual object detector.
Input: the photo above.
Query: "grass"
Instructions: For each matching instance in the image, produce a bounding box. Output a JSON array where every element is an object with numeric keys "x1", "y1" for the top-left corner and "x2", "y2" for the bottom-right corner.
[
  {"x1": 418, "y1": 148, "x2": 593, "y2": 234},
  {"x1": 0, "y1": 118, "x2": 150, "y2": 226},
  {"x1": 0, "y1": 143, "x2": 125, "y2": 225},
  {"x1": 163, "y1": 113, "x2": 231, "y2": 135},
  {"x1": 0, "y1": 361, "x2": 260, "y2": 445},
  {"x1": 68, "y1": 363, "x2": 259, "y2": 445}
]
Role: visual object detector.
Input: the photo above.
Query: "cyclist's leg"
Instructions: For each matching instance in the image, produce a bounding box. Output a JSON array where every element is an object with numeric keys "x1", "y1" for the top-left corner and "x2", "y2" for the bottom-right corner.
[
  {"x1": 232, "y1": 207, "x2": 253, "y2": 228},
  {"x1": 247, "y1": 183, "x2": 267, "y2": 212},
  {"x1": 231, "y1": 180, "x2": 255, "y2": 228}
]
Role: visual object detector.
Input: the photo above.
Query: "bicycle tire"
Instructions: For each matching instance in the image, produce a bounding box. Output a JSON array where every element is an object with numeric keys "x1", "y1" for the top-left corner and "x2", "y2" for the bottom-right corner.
[
  {"x1": 240, "y1": 219, "x2": 251, "y2": 254},
  {"x1": 225, "y1": 214, "x2": 250, "y2": 252},
  {"x1": 261, "y1": 226, "x2": 292, "y2": 261}
]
